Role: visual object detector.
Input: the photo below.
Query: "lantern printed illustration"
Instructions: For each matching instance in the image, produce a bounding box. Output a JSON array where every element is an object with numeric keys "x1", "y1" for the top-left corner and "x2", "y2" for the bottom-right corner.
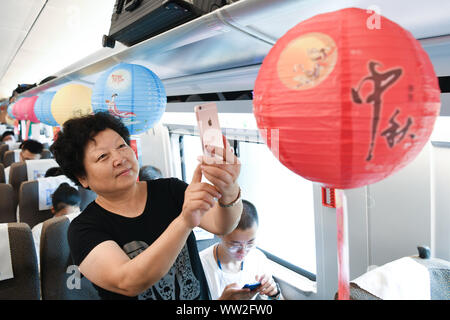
[
  {"x1": 92, "y1": 63, "x2": 166, "y2": 135},
  {"x1": 105, "y1": 69, "x2": 137, "y2": 122},
  {"x1": 278, "y1": 32, "x2": 338, "y2": 90},
  {"x1": 106, "y1": 93, "x2": 136, "y2": 119},
  {"x1": 253, "y1": 7, "x2": 441, "y2": 190}
]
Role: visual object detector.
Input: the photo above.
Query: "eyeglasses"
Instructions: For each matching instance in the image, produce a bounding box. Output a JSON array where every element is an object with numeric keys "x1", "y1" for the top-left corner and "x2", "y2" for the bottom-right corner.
[{"x1": 223, "y1": 241, "x2": 256, "y2": 253}]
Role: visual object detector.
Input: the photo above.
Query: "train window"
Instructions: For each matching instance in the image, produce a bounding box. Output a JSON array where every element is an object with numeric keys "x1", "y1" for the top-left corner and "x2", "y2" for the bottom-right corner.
[
  {"x1": 237, "y1": 141, "x2": 317, "y2": 276},
  {"x1": 179, "y1": 132, "x2": 317, "y2": 279},
  {"x1": 182, "y1": 134, "x2": 203, "y2": 183}
]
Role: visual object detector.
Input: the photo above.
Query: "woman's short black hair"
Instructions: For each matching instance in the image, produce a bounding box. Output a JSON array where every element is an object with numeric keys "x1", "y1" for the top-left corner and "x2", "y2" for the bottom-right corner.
[
  {"x1": 45, "y1": 166, "x2": 64, "y2": 177},
  {"x1": 52, "y1": 182, "x2": 81, "y2": 213},
  {"x1": 236, "y1": 199, "x2": 259, "y2": 230},
  {"x1": 139, "y1": 165, "x2": 163, "y2": 181},
  {"x1": 50, "y1": 111, "x2": 130, "y2": 186}
]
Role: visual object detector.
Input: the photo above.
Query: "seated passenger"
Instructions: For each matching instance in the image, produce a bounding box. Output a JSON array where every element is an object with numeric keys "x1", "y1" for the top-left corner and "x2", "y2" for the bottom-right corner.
[
  {"x1": 18, "y1": 139, "x2": 44, "y2": 161},
  {"x1": 45, "y1": 166, "x2": 64, "y2": 177},
  {"x1": 200, "y1": 200, "x2": 282, "y2": 300},
  {"x1": 4, "y1": 139, "x2": 44, "y2": 183},
  {"x1": 139, "y1": 165, "x2": 163, "y2": 181},
  {"x1": 1, "y1": 131, "x2": 16, "y2": 143},
  {"x1": 32, "y1": 182, "x2": 81, "y2": 262}
]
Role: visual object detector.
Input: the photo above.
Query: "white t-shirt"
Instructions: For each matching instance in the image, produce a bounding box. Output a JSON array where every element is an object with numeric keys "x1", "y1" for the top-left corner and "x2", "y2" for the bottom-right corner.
[
  {"x1": 200, "y1": 244, "x2": 274, "y2": 300},
  {"x1": 32, "y1": 211, "x2": 80, "y2": 267}
]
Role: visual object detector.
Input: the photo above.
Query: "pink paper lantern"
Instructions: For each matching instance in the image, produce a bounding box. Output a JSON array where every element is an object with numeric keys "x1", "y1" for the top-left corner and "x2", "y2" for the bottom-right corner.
[
  {"x1": 23, "y1": 96, "x2": 40, "y2": 123},
  {"x1": 12, "y1": 96, "x2": 40, "y2": 123}
]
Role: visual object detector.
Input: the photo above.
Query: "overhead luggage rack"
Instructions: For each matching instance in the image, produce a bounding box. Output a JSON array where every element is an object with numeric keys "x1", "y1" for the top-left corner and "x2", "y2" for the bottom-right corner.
[
  {"x1": 103, "y1": 0, "x2": 242, "y2": 48},
  {"x1": 14, "y1": 0, "x2": 450, "y2": 100}
]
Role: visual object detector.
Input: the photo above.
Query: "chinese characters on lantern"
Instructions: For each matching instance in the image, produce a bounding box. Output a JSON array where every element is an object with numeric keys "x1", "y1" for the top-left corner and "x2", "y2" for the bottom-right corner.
[{"x1": 352, "y1": 61, "x2": 414, "y2": 161}]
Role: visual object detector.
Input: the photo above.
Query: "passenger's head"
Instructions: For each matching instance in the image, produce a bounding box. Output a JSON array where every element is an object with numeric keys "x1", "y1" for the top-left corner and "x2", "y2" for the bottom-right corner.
[
  {"x1": 220, "y1": 200, "x2": 259, "y2": 262},
  {"x1": 139, "y1": 165, "x2": 163, "y2": 181},
  {"x1": 1, "y1": 131, "x2": 15, "y2": 143},
  {"x1": 50, "y1": 112, "x2": 138, "y2": 193},
  {"x1": 45, "y1": 166, "x2": 64, "y2": 177},
  {"x1": 51, "y1": 183, "x2": 81, "y2": 217},
  {"x1": 20, "y1": 139, "x2": 43, "y2": 161}
]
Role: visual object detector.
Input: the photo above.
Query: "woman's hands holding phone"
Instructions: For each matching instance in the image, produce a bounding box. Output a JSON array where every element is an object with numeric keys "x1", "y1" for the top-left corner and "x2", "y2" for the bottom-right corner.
[
  {"x1": 181, "y1": 136, "x2": 241, "y2": 230},
  {"x1": 200, "y1": 135, "x2": 241, "y2": 205}
]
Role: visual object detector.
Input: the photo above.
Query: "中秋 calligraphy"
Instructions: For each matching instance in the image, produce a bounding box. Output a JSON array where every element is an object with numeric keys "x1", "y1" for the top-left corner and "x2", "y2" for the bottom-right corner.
[
  {"x1": 351, "y1": 61, "x2": 403, "y2": 161},
  {"x1": 381, "y1": 109, "x2": 414, "y2": 148}
]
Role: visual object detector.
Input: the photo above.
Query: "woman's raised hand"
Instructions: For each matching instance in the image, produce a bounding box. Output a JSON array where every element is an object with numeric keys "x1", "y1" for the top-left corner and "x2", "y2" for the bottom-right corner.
[
  {"x1": 199, "y1": 135, "x2": 241, "y2": 204},
  {"x1": 181, "y1": 164, "x2": 222, "y2": 229}
]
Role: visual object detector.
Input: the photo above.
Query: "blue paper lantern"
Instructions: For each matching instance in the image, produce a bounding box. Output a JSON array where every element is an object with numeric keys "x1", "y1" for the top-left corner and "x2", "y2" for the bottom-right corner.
[
  {"x1": 35, "y1": 91, "x2": 59, "y2": 126},
  {"x1": 91, "y1": 63, "x2": 166, "y2": 135}
]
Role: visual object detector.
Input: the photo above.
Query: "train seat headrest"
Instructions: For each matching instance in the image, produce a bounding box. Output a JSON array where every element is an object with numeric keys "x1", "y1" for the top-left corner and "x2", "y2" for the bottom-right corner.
[
  {"x1": 36, "y1": 175, "x2": 76, "y2": 211},
  {"x1": 350, "y1": 253, "x2": 450, "y2": 300},
  {"x1": 24, "y1": 159, "x2": 58, "y2": 180},
  {"x1": 352, "y1": 256, "x2": 431, "y2": 299}
]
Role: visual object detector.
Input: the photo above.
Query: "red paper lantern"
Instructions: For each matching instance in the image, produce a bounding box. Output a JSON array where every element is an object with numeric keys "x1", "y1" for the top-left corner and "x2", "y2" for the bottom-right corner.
[
  {"x1": 24, "y1": 96, "x2": 39, "y2": 123},
  {"x1": 253, "y1": 7, "x2": 441, "y2": 189},
  {"x1": 12, "y1": 98, "x2": 25, "y2": 120},
  {"x1": 12, "y1": 96, "x2": 40, "y2": 123}
]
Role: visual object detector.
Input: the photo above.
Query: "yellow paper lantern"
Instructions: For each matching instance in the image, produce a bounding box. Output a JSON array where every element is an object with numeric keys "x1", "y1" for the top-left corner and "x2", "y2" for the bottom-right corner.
[{"x1": 51, "y1": 84, "x2": 93, "y2": 125}]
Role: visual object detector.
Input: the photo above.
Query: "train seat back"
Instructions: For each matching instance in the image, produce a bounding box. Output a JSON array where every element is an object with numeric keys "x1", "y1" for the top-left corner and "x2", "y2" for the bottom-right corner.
[
  {"x1": 3, "y1": 149, "x2": 21, "y2": 168},
  {"x1": 0, "y1": 184, "x2": 16, "y2": 223},
  {"x1": 0, "y1": 142, "x2": 20, "y2": 164},
  {"x1": 19, "y1": 175, "x2": 94, "y2": 229},
  {"x1": 0, "y1": 223, "x2": 40, "y2": 299},
  {"x1": 0, "y1": 163, "x2": 4, "y2": 183},
  {"x1": 9, "y1": 159, "x2": 58, "y2": 210},
  {"x1": 40, "y1": 216, "x2": 100, "y2": 300}
]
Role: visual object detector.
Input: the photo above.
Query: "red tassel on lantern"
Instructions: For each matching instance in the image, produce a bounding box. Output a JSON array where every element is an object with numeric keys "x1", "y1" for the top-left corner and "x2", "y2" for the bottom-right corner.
[{"x1": 321, "y1": 187, "x2": 336, "y2": 208}]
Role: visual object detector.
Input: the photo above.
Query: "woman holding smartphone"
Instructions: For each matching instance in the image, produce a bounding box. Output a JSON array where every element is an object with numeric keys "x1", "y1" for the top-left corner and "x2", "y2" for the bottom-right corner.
[{"x1": 50, "y1": 111, "x2": 242, "y2": 300}]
